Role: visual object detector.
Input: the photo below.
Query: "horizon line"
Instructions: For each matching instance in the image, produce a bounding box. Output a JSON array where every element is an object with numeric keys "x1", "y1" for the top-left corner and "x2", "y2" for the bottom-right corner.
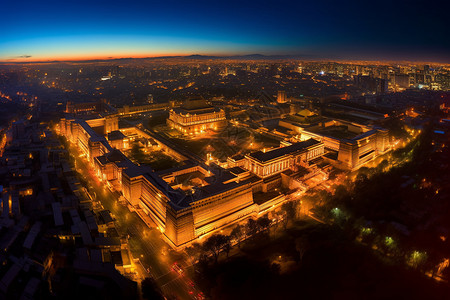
[{"x1": 1, "y1": 53, "x2": 449, "y2": 65}]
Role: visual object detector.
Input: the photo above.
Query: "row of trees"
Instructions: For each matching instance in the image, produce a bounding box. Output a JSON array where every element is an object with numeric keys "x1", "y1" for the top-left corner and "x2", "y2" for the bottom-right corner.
[{"x1": 185, "y1": 202, "x2": 302, "y2": 265}]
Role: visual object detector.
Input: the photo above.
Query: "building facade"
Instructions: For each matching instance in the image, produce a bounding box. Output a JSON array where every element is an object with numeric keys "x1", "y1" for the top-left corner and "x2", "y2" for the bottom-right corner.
[
  {"x1": 167, "y1": 98, "x2": 226, "y2": 135},
  {"x1": 244, "y1": 139, "x2": 324, "y2": 178}
]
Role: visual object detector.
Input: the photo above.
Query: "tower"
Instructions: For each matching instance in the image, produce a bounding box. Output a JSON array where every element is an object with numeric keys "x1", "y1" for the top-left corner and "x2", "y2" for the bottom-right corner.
[
  {"x1": 147, "y1": 94, "x2": 154, "y2": 104},
  {"x1": 277, "y1": 91, "x2": 287, "y2": 103}
]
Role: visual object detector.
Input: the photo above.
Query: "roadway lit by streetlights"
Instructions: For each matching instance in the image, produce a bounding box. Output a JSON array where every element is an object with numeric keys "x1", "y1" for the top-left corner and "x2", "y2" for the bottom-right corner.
[{"x1": 66, "y1": 139, "x2": 202, "y2": 299}]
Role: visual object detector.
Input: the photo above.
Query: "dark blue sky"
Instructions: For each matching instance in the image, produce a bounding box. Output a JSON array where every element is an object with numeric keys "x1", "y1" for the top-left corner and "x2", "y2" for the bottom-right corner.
[{"x1": 1, "y1": 0, "x2": 449, "y2": 62}]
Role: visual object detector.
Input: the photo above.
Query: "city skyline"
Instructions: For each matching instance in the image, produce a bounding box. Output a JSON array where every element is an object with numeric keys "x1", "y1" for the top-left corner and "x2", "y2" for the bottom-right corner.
[{"x1": 1, "y1": 0, "x2": 449, "y2": 63}]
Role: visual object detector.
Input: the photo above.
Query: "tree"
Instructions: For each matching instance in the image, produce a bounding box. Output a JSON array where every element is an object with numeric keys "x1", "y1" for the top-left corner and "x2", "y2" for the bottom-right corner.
[
  {"x1": 223, "y1": 239, "x2": 232, "y2": 258},
  {"x1": 270, "y1": 262, "x2": 281, "y2": 275},
  {"x1": 407, "y1": 251, "x2": 428, "y2": 270},
  {"x1": 257, "y1": 215, "x2": 272, "y2": 233},
  {"x1": 333, "y1": 184, "x2": 349, "y2": 201},
  {"x1": 185, "y1": 242, "x2": 202, "y2": 264},
  {"x1": 316, "y1": 190, "x2": 332, "y2": 206},
  {"x1": 130, "y1": 141, "x2": 145, "y2": 162},
  {"x1": 230, "y1": 224, "x2": 244, "y2": 248},
  {"x1": 294, "y1": 236, "x2": 309, "y2": 265},
  {"x1": 273, "y1": 210, "x2": 285, "y2": 229},
  {"x1": 355, "y1": 172, "x2": 369, "y2": 183},
  {"x1": 377, "y1": 159, "x2": 389, "y2": 173},
  {"x1": 281, "y1": 201, "x2": 297, "y2": 229},
  {"x1": 203, "y1": 234, "x2": 229, "y2": 263},
  {"x1": 246, "y1": 218, "x2": 258, "y2": 236}
]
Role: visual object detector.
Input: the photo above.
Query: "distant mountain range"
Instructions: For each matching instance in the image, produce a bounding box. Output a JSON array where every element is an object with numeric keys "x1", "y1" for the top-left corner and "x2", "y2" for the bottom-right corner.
[{"x1": 0, "y1": 54, "x2": 319, "y2": 64}]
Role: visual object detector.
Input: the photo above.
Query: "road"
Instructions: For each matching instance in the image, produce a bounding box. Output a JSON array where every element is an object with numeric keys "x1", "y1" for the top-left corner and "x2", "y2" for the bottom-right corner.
[{"x1": 69, "y1": 143, "x2": 203, "y2": 300}]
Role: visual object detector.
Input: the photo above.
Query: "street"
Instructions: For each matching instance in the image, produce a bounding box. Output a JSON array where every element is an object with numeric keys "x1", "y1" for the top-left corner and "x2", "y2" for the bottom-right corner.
[{"x1": 70, "y1": 143, "x2": 203, "y2": 300}]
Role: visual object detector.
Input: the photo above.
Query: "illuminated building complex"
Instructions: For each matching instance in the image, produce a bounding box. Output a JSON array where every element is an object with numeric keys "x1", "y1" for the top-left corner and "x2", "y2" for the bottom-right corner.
[
  {"x1": 167, "y1": 98, "x2": 226, "y2": 135},
  {"x1": 279, "y1": 117, "x2": 391, "y2": 170},
  {"x1": 58, "y1": 107, "x2": 329, "y2": 249}
]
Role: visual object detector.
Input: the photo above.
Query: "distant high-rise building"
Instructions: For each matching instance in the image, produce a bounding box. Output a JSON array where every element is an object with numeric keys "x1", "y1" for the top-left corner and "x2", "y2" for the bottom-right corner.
[
  {"x1": 377, "y1": 79, "x2": 388, "y2": 94},
  {"x1": 354, "y1": 75, "x2": 388, "y2": 94},
  {"x1": 12, "y1": 121, "x2": 25, "y2": 140},
  {"x1": 235, "y1": 69, "x2": 247, "y2": 78},
  {"x1": 277, "y1": 90, "x2": 287, "y2": 103},
  {"x1": 394, "y1": 74, "x2": 410, "y2": 89},
  {"x1": 147, "y1": 94, "x2": 154, "y2": 104},
  {"x1": 112, "y1": 65, "x2": 120, "y2": 76}
]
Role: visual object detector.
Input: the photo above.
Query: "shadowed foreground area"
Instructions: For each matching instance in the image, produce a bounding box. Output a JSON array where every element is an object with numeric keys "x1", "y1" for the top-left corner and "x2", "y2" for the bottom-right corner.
[{"x1": 195, "y1": 222, "x2": 449, "y2": 300}]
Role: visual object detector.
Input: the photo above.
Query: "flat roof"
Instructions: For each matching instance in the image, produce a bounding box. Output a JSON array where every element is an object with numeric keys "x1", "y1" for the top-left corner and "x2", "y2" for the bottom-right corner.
[
  {"x1": 183, "y1": 174, "x2": 260, "y2": 206},
  {"x1": 172, "y1": 107, "x2": 221, "y2": 115},
  {"x1": 99, "y1": 210, "x2": 114, "y2": 224},
  {"x1": 77, "y1": 120, "x2": 104, "y2": 142},
  {"x1": 229, "y1": 154, "x2": 245, "y2": 161},
  {"x1": 124, "y1": 160, "x2": 259, "y2": 210},
  {"x1": 23, "y1": 221, "x2": 42, "y2": 249},
  {"x1": 107, "y1": 130, "x2": 126, "y2": 141},
  {"x1": 121, "y1": 249, "x2": 131, "y2": 266},
  {"x1": 51, "y1": 202, "x2": 64, "y2": 226},
  {"x1": 308, "y1": 125, "x2": 359, "y2": 140},
  {"x1": 21, "y1": 277, "x2": 40, "y2": 300},
  {"x1": 0, "y1": 263, "x2": 22, "y2": 293},
  {"x1": 229, "y1": 166, "x2": 247, "y2": 175},
  {"x1": 306, "y1": 125, "x2": 380, "y2": 143},
  {"x1": 248, "y1": 139, "x2": 321, "y2": 163},
  {"x1": 79, "y1": 221, "x2": 93, "y2": 245},
  {"x1": 95, "y1": 236, "x2": 121, "y2": 247}
]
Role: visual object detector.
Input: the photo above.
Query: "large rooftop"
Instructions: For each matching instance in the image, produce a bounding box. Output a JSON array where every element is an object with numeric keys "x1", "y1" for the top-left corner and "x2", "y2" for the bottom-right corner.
[
  {"x1": 107, "y1": 130, "x2": 126, "y2": 141},
  {"x1": 172, "y1": 97, "x2": 222, "y2": 115},
  {"x1": 308, "y1": 125, "x2": 360, "y2": 140},
  {"x1": 172, "y1": 106, "x2": 221, "y2": 115},
  {"x1": 248, "y1": 139, "x2": 321, "y2": 163},
  {"x1": 125, "y1": 163, "x2": 259, "y2": 211}
]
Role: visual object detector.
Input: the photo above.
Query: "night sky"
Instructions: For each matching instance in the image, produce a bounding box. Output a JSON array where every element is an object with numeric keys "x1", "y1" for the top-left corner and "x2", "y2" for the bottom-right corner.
[{"x1": 1, "y1": 0, "x2": 449, "y2": 62}]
